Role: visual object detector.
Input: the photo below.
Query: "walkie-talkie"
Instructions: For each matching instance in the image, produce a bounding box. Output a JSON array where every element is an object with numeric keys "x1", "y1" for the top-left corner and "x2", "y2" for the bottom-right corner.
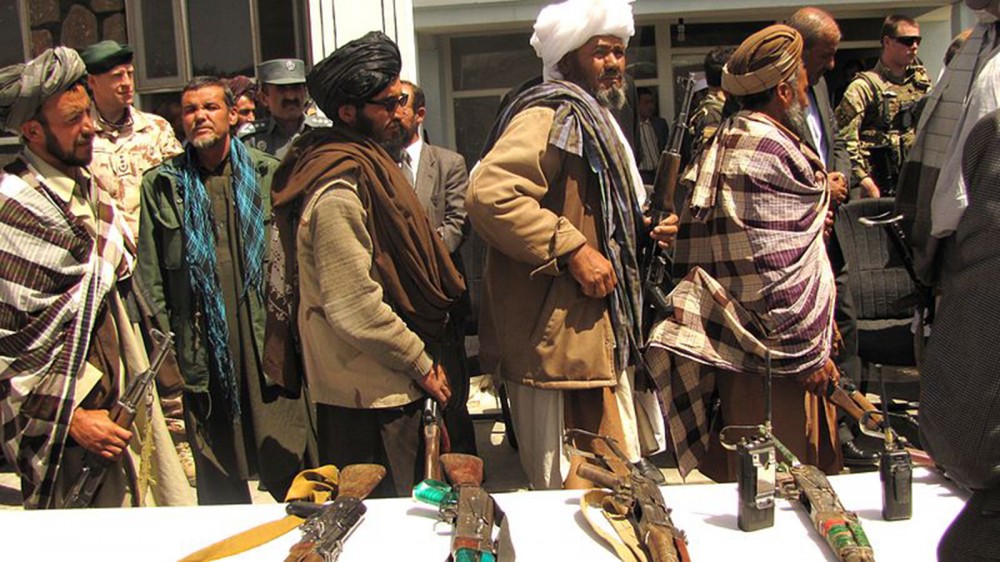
[
  {"x1": 875, "y1": 364, "x2": 912, "y2": 521},
  {"x1": 735, "y1": 350, "x2": 776, "y2": 531}
]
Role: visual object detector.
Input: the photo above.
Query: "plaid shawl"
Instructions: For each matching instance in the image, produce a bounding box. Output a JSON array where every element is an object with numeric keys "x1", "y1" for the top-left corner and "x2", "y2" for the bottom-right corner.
[
  {"x1": 0, "y1": 156, "x2": 133, "y2": 508},
  {"x1": 647, "y1": 111, "x2": 835, "y2": 477},
  {"x1": 481, "y1": 80, "x2": 645, "y2": 371}
]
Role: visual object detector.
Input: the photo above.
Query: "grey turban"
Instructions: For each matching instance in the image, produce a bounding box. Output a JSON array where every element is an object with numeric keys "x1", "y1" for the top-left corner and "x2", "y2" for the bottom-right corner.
[
  {"x1": 307, "y1": 31, "x2": 401, "y2": 117},
  {"x1": 0, "y1": 47, "x2": 87, "y2": 134}
]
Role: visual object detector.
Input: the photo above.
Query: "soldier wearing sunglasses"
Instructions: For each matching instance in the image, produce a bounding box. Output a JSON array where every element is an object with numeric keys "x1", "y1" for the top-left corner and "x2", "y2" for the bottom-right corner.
[{"x1": 835, "y1": 15, "x2": 932, "y2": 198}]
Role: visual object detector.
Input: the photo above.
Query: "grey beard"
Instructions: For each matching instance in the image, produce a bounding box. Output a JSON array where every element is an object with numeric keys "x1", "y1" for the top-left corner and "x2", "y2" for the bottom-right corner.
[
  {"x1": 596, "y1": 84, "x2": 627, "y2": 110},
  {"x1": 192, "y1": 133, "x2": 222, "y2": 150},
  {"x1": 784, "y1": 100, "x2": 809, "y2": 138}
]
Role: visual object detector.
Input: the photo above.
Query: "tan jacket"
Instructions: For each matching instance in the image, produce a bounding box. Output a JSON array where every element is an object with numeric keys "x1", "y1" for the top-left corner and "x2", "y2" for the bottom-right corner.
[
  {"x1": 297, "y1": 177, "x2": 432, "y2": 408},
  {"x1": 466, "y1": 106, "x2": 616, "y2": 389}
]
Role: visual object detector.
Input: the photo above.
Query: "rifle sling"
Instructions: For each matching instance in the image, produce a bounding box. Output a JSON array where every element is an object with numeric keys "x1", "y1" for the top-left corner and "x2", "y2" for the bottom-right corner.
[{"x1": 580, "y1": 489, "x2": 649, "y2": 562}]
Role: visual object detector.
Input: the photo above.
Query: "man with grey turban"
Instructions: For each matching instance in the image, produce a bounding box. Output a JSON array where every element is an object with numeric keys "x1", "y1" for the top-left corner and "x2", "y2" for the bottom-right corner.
[
  {"x1": 467, "y1": 0, "x2": 677, "y2": 490},
  {"x1": 647, "y1": 24, "x2": 843, "y2": 483},
  {"x1": 0, "y1": 47, "x2": 190, "y2": 509},
  {"x1": 265, "y1": 31, "x2": 465, "y2": 498}
]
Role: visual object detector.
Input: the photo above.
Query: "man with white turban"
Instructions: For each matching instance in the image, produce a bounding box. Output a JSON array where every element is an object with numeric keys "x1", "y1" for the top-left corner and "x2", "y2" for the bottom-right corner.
[
  {"x1": 0, "y1": 47, "x2": 190, "y2": 509},
  {"x1": 646, "y1": 24, "x2": 843, "y2": 482},
  {"x1": 467, "y1": 0, "x2": 678, "y2": 490}
]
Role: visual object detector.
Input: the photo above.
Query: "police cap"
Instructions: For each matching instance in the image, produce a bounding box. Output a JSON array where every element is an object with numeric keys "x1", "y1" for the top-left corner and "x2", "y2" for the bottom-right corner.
[{"x1": 257, "y1": 59, "x2": 307, "y2": 85}]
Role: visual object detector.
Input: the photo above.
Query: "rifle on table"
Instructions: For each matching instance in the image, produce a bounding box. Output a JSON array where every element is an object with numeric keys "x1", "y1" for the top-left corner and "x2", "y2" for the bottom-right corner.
[
  {"x1": 642, "y1": 73, "x2": 698, "y2": 322},
  {"x1": 564, "y1": 429, "x2": 690, "y2": 562},
  {"x1": 720, "y1": 350, "x2": 776, "y2": 532},
  {"x1": 64, "y1": 329, "x2": 174, "y2": 509},
  {"x1": 413, "y1": 453, "x2": 502, "y2": 562},
  {"x1": 285, "y1": 464, "x2": 386, "y2": 562},
  {"x1": 423, "y1": 397, "x2": 449, "y2": 482}
]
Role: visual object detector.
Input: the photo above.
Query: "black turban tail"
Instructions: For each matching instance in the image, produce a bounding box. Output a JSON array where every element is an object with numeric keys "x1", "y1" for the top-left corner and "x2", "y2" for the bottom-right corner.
[{"x1": 307, "y1": 31, "x2": 401, "y2": 117}]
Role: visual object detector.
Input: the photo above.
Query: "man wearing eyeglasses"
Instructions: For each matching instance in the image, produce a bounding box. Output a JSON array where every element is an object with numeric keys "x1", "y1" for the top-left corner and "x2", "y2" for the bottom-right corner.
[
  {"x1": 239, "y1": 58, "x2": 331, "y2": 159},
  {"x1": 836, "y1": 15, "x2": 932, "y2": 198},
  {"x1": 266, "y1": 32, "x2": 465, "y2": 498}
]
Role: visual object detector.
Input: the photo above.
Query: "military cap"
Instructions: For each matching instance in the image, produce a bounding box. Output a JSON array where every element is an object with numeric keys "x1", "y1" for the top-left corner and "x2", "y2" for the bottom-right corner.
[
  {"x1": 257, "y1": 59, "x2": 307, "y2": 85},
  {"x1": 79, "y1": 40, "x2": 134, "y2": 75}
]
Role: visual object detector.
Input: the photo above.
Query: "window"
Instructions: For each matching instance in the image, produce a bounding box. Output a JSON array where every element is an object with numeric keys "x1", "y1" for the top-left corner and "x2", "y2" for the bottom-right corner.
[{"x1": 187, "y1": 0, "x2": 255, "y2": 76}]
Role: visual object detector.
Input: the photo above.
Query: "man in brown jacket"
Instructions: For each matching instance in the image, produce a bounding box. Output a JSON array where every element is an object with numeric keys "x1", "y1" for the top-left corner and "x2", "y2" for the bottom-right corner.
[
  {"x1": 466, "y1": 0, "x2": 677, "y2": 489},
  {"x1": 267, "y1": 32, "x2": 464, "y2": 498}
]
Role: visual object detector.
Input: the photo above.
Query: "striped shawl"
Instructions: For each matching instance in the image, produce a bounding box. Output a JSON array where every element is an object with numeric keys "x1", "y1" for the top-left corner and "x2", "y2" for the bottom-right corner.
[
  {"x1": 0, "y1": 156, "x2": 133, "y2": 508},
  {"x1": 647, "y1": 111, "x2": 835, "y2": 476}
]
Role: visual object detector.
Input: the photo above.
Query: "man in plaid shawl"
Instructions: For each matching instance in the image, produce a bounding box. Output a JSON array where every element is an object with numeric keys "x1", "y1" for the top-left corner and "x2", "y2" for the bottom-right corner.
[
  {"x1": 0, "y1": 47, "x2": 190, "y2": 508},
  {"x1": 466, "y1": 0, "x2": 678, "y2": 490},
  {"x1": 647, "y1": 25, "x2": 842, "y2": 482}
]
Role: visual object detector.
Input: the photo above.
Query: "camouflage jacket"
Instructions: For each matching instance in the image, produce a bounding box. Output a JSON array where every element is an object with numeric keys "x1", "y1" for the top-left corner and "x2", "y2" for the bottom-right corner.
[
  {"x1": 835, "y1": 61, "x2": 932, "y2": 189},
  {"x1": 90, "y1": 106, "x2": 183, "y2": 237},
  {"x1": 688, "y1": 89, "x2": 726, "y2": 161},
  {"x1": 237, "y1": 113, "x2": 332, "y2": 159}
]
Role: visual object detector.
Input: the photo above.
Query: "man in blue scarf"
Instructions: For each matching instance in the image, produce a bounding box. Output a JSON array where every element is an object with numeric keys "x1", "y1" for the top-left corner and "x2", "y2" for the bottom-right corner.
[{"x1": 137, "y1": 77, "x2": 312, "y2": 504}]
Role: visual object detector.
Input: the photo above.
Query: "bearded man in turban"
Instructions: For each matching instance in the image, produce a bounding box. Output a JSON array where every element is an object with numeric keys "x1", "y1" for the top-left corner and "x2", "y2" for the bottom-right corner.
[
  {"x1": 466, "y1": 0, "x2": 678, "y2": 490},
  {"x1": 646, "y1": 24, "x2": 843, "y2": 483},
  {"x1": 264, "y1": 32, "x2": 464, "y2": 498},
  {"x1": 0, "y1": 47, "x2": 191, "y2": 508}
]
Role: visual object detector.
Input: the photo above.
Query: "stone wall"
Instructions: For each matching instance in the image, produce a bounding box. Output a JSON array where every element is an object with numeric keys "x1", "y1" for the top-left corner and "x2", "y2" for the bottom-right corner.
[{"x1": 29, "y1": 0, "x2": 127, "y2": 56}]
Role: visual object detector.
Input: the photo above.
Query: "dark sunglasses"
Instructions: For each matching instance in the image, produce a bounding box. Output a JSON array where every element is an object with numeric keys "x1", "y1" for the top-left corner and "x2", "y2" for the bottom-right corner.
[
  {"x1": 365, "y1": 93, "x2": 409, "y2": 112},
  {"x1": 893, "y1": 36, "x2": 922, "y2": 47}
]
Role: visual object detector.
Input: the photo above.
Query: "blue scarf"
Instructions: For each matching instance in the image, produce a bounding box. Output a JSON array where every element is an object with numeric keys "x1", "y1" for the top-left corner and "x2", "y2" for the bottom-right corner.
[{"x1": 171, "y1": 138, "x2": 264, "y2": 416}]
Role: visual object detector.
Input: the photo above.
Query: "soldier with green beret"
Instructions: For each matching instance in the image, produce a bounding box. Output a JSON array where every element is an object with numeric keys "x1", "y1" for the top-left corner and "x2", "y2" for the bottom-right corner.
[
  {"x1": 238, "y1": 58, "x2": 331, "y2": 158},
  {"x1": 835, "y1": 15, "x2": 932, "y2": 198}
]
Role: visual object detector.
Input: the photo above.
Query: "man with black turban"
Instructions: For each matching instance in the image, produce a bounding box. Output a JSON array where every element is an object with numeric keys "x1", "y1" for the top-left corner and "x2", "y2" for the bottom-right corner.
[
  {"x1": 647, "y1": 24, "x2": 843, "y2": 483},
  {"x1": 0, "y1": 47, "x2": 191, "y2": 509},
  {"x1": 264, "y1": 31, "x2": 465, "y2": 497}
]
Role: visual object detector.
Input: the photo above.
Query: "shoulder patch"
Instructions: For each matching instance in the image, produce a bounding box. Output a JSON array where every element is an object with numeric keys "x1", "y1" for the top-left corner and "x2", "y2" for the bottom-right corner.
[
  {"x1": 237, "y1": 120, "x2": 267, "y2": 139},
  {"x1": 304, "y1": 115, "x2": 333, "y2": 129}
]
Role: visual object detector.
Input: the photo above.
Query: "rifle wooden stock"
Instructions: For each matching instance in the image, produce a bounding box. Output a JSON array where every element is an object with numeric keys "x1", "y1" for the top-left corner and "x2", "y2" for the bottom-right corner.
[
  {"x1": 335, "y1": 464, "x2": 386, "y2": 500},
  {"x1": 646, "y1": 524, "x2": 690, "y2": 562},
  {"x1": 439, "y1": 453, "x2": 483, "y2": 487},
  {"x1": 827, "y1": 383, "x2": 884, "y2": 433},
  {"x1": 577, "y1": 462, "x2": 619, "y2": 490},
  {"x1": 650, "y1": 151, "x2": 680, "y2": 217},
  {"x1": 790, "y1": 465, "x2": 875, "y2": 562}
]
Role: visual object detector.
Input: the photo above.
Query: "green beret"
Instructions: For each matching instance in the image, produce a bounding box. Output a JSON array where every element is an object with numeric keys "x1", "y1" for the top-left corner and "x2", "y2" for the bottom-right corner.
[{"x1": 79, "y1": 40, "x2": 134, "y2": 75}]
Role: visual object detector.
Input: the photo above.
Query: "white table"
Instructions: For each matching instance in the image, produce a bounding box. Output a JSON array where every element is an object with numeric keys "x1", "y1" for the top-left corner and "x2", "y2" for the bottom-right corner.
[{"x1": 0, "y1": 468, "x2": 967, "y2": 561}]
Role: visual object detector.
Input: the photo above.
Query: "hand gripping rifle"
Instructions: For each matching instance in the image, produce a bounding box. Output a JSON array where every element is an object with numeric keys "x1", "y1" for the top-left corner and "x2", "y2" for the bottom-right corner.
[
  {"x1": 285, "y1": 464, "x2": 386, "y2": 562},
  {"x1": 564, "y1": 429, "x2": 691, "y2": 562},
  {"x1": 413, "y1": 453, "x2": 502, "y2": 562},
  {"x1": 719, "y1": 350, "x2": 777, "y2": 532},
  {"x1": 642, "y1": 74, "x2": 698, "y2": 321},
  {"x1": 64, "y1": 328, "x2": 174, "y2": 509}
]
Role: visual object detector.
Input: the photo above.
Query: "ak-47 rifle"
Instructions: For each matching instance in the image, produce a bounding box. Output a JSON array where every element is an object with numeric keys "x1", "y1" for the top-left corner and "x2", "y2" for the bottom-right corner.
[
  {"x1": 720, "y1": 350, "x2": 776, "y2": 532},
  {"x1": 643, "y1": 73, "x2": 698, "y2": 320},
  {"x1": 564, "y1": 429, "x2": 690, "y2": 562},
  {"x1": 413, "y1": 453, "x2": 502, "y2": 562},
  {"x1": 64, "y1": 329, "x2": 174, "y2": 509},
  {"x1": 285, "y1": 464, "x2": 386, "y2": 562},
  {"x1": 423, "y1": 397, "x2": 445, "y2": 482}
]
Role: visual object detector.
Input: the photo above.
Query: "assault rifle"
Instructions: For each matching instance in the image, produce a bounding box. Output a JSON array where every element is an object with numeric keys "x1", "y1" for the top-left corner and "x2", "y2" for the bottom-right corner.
[
  {"x1": 643, "y1": 73, "x2": 697, "y2": 320},
  {"x1": 286, "y1": 464, "x2": 386, "y2": 562},
  {"x1": 423, "y1": 397, "x2": 448, "y2": 482},
  {"x1": 413, "y1": 453, "x2": 502, "y2": 562},
  {"x1": 720, "y1": 350, "x2": 776, "y2": 532},
  {"x1": 564, "y1": 429, "x2": 691, "y2": 562},
  {"x1": 64, "y1": 329, "x2": 174, "y2": 509}
]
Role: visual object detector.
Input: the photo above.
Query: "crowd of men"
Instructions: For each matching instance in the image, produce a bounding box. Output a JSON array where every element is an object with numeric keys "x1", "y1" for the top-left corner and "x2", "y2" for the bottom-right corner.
[{"x1": 0, "y1": 0, "x2": 996, "y2": 558}]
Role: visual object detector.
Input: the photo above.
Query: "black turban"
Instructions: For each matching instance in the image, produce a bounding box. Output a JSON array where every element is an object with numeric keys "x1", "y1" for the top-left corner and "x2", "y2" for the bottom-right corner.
[{"x1": 307, "y1": 31, "x2": 401, "y2": 117}]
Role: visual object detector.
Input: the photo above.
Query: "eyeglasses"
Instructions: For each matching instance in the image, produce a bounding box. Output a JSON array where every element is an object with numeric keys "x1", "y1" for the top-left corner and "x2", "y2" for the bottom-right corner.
[
  {"x1": 365, "y1": 93, "x2": 409, "y2": 112},
  {"x1": 893, "y1": 36, "x2": 922, "y2": 47}
]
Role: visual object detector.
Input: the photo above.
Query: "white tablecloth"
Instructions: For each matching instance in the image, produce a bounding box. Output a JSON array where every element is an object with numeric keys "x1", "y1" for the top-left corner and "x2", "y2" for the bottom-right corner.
[{"x1": 0, "y1": 467, "x2": 967, "y2": 561}]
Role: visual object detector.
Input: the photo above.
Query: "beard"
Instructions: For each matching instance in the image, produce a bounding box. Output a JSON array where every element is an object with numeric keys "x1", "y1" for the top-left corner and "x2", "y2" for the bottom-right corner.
[
  {"x1": 357, "y1": 110, "x2": 406, "y2": 157},
  {"x1": 191, "y1": 131, "x2": 222, "y2": 150},
  {"x1": 783, "y1": 98, "x2": 809, "y2": 137},
  {"x1": 43, "y1": 124, "x2": 92, "y2": 167},
  {"x1": 596, "y1": 83, "x2": 627, "y2": 110}
]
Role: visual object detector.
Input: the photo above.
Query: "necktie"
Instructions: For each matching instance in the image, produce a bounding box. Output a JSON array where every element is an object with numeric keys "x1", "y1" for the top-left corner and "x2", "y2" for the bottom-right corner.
[{"x1": 401, "y1": 150, "x2": 415, "y2": 187}]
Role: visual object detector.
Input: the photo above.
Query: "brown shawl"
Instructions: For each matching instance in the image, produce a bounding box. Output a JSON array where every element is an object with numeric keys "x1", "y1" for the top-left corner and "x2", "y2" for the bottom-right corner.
[{"x1": 263, "y1": 126, "x2": 465, "y2": 391}]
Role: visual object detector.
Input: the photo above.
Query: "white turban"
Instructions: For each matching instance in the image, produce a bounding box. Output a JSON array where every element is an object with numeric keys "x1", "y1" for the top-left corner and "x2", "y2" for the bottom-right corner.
[{"x1": 530, "y1": 0, "x2": 635, "y2": 81}]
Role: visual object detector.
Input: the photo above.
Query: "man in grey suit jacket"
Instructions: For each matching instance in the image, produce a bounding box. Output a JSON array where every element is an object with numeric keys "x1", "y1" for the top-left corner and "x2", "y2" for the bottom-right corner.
[
  {"x1": 789, "y1": 7, "x2": 876, "y2": 467},
  {"x1": 399, "y1": 80, "x2": 478, "y2": 456}
]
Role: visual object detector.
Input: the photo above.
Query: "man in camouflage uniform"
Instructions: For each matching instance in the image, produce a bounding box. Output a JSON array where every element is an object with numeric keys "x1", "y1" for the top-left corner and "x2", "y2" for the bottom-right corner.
[
  {"x1": 687, "y1": 47, "x2": 732, "y2": 161},
  {"x1": 239, "y1": 58, "x2": 331, "y2": 159},
  {"x1": 835, "y1": 15, "x2": 932, "y2": 198},
  {"x1": 80, "y1": 41, "x2": 183, "y2": 237},
  {"x1": 79, "y1": 40, "x2": 192, "y2": 483}
]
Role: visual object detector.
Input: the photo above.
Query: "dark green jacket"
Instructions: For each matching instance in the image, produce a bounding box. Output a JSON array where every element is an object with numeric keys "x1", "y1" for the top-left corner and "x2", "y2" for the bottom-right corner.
[{"x1": 136, "y1": 146, "x2": 278, "y2": 394}]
